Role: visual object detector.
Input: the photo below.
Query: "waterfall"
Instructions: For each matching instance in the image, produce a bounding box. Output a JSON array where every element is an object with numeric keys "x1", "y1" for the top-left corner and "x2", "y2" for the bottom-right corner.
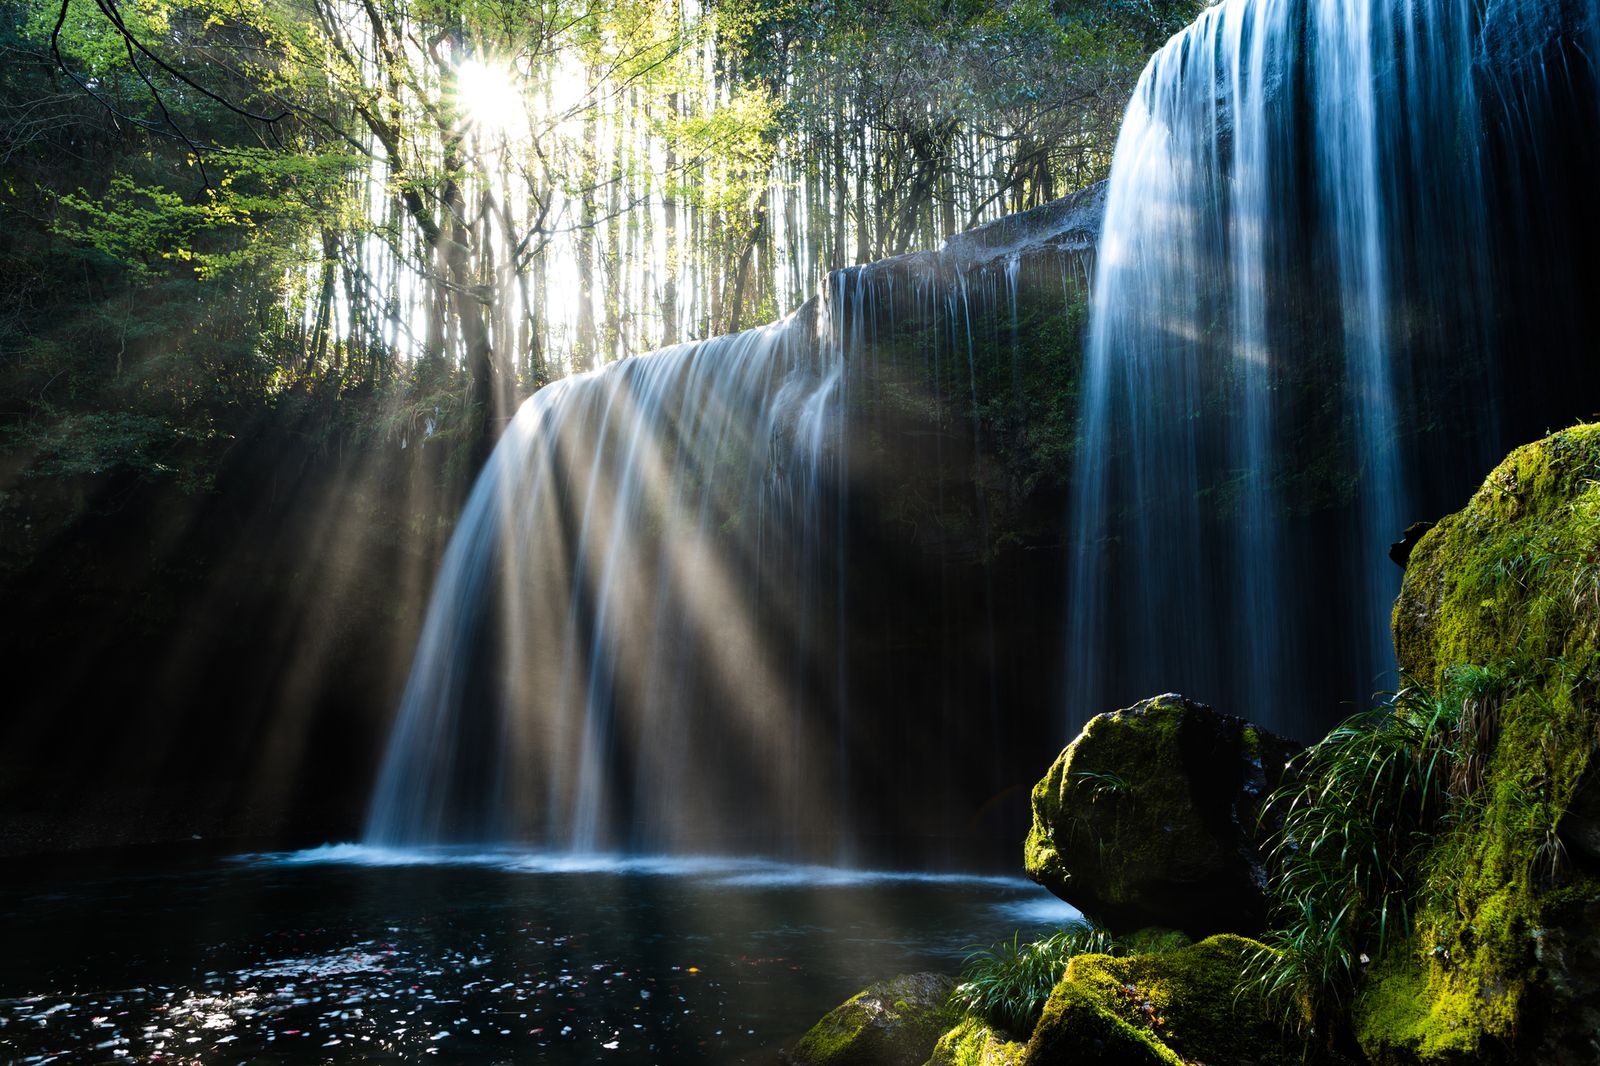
[
  {"x1": 1066, "y1": 0, "x2": 1599, "y2": 733},
  {"x1": 363, "y1": 191, "x2": 1104, "y2": 859},
  {"x1": 363, "y1": 0, "x2": 1600, "y2": 856},
  {"x1": 366, "y1": 311, "x2": 852, "y2": 853}
]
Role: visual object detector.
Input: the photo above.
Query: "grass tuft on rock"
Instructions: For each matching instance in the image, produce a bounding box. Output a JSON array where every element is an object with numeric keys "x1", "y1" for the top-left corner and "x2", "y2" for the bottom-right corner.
[
  {"x1": 1249, "y1": 671, "x2": 1472, "y2": 1035},
  {"x1": 952, "y1": 922, "x2": 1123, "y2": 1035},
  {"x1": 1243, "y1": 422, "x2": 1600, "y2": 1064}
]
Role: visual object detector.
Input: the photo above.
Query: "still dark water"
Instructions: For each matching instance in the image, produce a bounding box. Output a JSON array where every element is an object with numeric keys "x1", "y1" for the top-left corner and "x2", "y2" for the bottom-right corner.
[{"x1": 0, "y1": 845, "x2": 1077, "y2": 1064}]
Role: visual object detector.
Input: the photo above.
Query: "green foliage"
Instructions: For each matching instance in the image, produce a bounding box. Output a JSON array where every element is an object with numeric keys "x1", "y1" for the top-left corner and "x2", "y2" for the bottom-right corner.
[
  {"x1": 952, "y1": 922, "x2": 1122, "y2": 1035},
  {"x1": 1070, "y1": 768, "x2": 1133, "y2": 801},
  {"x1": 50, "y1": 153, "x2": 348, "y2": 283},
  {"x1": 1, "y1": 0, "x2": 388, "y2": 505},
  {"x1": 2, "y1": 409, "x2": 195, "y2": 483},
  {"x1": 1249, "y1": 672, "x2": 1485, "y2": 1034}
]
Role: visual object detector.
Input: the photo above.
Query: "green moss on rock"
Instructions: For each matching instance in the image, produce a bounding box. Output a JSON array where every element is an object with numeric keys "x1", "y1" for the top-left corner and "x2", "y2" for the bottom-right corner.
[
  {"x1": 1022, "y1": 976, "x2": 1182, "y2": 1066},
  {"x1": 1352, "y1": 949, "x2": 1484, "y2": 1064},
  {"x1": 1025, "y1": 694, "x2": 1299, "y2": 936},
  {"x1": 1022, "y1": 935, "x2": 1300, "y2": 1066},
  {"x1": 1354, "y1": 423, "x2": 1600, "y2": 1065},
  {"x1": 787, "y1": 973, "x2": 960, "y2": 1066},
  {"x1": 1393, "y1": 422, "x2": 1600, "y2": 686},
  {"x1": 927, "y1": 1015, "x2": 1028, "y2": 1066}
]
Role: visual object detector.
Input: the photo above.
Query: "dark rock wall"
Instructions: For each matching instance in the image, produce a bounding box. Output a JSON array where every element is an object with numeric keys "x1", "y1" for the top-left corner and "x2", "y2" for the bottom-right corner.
[{"x1": 0, "y1": 404, "x2": 454, "y2": 854}]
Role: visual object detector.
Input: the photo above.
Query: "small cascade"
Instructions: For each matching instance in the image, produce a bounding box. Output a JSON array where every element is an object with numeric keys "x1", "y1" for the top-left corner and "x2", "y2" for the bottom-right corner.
[
  {"x1": 1067, "y1": 0, "x2": 1600, "y2": 733},
  {"x1": 365, "y1": 313, "x2": 851, "y2": 853}
]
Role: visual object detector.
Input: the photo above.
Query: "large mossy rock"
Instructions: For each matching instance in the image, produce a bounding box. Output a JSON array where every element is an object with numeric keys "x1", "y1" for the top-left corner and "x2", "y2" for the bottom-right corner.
[
  {"x1": 1020, "y1": 934, "x2": 1302, "y2": 1066},
  {"x1": 1392, "y1": 422, "x2": 1600, "y2": 686},
  {"x1": 927, "y1": 1016, "x2": 1028, "y2": 1066},
  {"x1": 1355, "y1": 423, "x2": 1600, "y2": 1065},
  {"x1": 1024, "y1": 694, "x2": 1300, "y2": 936},
  {"x1": 786, "y1": 973, "x2": 960, "y2": 1066}
]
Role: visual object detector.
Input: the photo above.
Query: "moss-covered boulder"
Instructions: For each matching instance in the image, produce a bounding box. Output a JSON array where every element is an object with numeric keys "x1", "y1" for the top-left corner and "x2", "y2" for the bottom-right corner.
[
  {"x1": 786, "y1": 973, "x2": 960, "y2": 1066},
  {"x1": 1392, "y1": 422, "x2": 1600, "y2": 685},
  {"x1": 927, "y1": 1015, "x2": 1028, "y2": 1066},
  {"x1": 1020, "y1": 934, "x2": 1302, "y2": 1065},
  {"x1": 1354, "y1": 423, "x2": 1600, "y2": 1065},
  {"x1": 1025, "y1": 694, "x2": 1300, "y2": 936}
]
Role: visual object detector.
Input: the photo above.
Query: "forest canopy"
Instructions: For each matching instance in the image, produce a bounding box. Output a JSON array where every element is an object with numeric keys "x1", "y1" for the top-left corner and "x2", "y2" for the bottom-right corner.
[{"x1": 1, "y1": 0, "x2": 1196, "y2": 485}]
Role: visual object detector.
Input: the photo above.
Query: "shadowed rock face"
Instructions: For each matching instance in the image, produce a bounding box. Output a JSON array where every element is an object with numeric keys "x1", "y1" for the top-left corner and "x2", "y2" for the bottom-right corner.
[
  {"x1": 1024, "y1": 694, "x2": 1300, "y2": 937},
  {"x1": 940, "y1": 183, "x2": 1106, "y2": 269}
]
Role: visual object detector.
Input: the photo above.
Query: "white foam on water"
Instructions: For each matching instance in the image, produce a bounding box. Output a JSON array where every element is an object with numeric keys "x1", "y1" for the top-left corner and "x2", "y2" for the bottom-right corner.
[
  {"x1": 989, "y1": 896, "x2": 1086, "y2": 927},
  {"x1": 244, "y1": 843, "x2": 1051, "y2": 893}
]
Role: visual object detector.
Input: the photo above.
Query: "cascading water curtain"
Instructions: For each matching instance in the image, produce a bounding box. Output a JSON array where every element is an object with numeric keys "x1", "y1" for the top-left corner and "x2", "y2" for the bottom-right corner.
[
  {"x1": 1066, "y1": 0, "x2": 1513, "y2": 738},
  {"x1": 365, "y1": 295, "x2": 857, "y2": 856}
]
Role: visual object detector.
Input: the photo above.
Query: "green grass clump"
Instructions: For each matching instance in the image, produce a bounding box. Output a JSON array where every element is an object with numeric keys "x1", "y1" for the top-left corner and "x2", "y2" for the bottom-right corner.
[
  {"x1": 1241, "y1": 426, "x2": 1600, "y2": 1060},
  {"x1": 1250, "y1": 656, "x2": 1597, "y2": 1051},
  {"x1": 951, "y1": 922, "x2": 1121, "y2": 1035},
  {"x1": 1247, "y1": 672, "x2": 1480, "y2": 1035}
]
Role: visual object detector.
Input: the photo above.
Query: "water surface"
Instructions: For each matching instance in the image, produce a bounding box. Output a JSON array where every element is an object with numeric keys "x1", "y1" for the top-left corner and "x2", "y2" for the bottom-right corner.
[{"x1": 0, "y1": 845, "x2": 1077, "y2": 1063}]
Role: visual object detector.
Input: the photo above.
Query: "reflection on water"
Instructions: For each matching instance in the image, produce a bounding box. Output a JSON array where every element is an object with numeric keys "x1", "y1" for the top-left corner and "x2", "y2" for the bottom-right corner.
[{"x1": 0, "y1": 847, "x2": 1078, "y2": 1063}]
